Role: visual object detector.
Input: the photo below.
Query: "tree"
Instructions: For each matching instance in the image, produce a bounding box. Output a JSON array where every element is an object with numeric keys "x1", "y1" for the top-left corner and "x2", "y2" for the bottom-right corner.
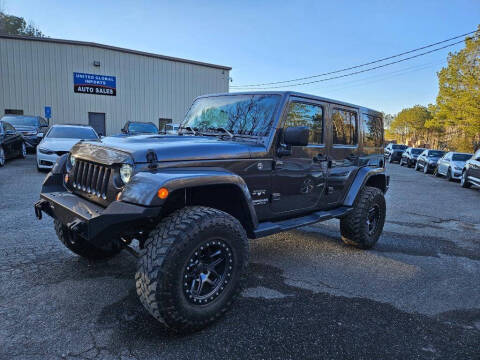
[
  {"x1": 388, "y1": 105, "x2": 432, "y2": 144},
  {"x1": 0, "y1": 11, "x2": 45, "y2": 37},
  {"x1": 435, "y1": 25, "x2": 480, "y2": 152}
]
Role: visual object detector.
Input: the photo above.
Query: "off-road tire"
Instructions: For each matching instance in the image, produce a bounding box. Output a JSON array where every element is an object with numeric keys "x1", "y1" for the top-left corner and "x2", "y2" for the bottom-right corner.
[
  {"x1": 135, "y1": 206, "x2": 249, "y2": 333},
  {"x1": 54, "y1": 220, "x2": 122, "y2": 260},
  {"x1": 340, "y1": 186, "x2": 386, "y2": 249}
]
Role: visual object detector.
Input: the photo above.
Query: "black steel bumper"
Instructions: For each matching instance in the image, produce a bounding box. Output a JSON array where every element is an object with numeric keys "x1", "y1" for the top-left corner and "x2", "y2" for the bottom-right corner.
[{"x1": 34, "y1": 191, "x2": 162, "y2": 242}]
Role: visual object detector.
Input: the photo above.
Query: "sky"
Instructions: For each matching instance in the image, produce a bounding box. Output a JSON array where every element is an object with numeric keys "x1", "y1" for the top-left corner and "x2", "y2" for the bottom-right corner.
[{"x1": 3, "y1": 0, "x2": 480, "y2": 114}]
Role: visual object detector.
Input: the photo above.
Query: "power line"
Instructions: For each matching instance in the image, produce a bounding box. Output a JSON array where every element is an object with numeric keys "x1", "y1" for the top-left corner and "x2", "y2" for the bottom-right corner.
[
  {"x1": 231, "y1": 38, "x2": 472, "y2": 90},
  {"x1": 231, "y1": 30, "x2": 477, "y2": 88}
]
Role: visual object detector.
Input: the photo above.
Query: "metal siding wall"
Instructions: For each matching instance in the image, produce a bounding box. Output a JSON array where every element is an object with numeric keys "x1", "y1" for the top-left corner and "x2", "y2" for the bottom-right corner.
[{"x1": 0, "y1": 38, "x2": 229, "y2": 134}]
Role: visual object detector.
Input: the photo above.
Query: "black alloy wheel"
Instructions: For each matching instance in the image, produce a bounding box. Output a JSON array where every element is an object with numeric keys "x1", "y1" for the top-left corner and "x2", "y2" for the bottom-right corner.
[
  {"x1": 366, "y1": 204, "x2": 380, "y2": 236},
  {"x1": 183, "y1": 239, "x2": 233, "y2": 305}
]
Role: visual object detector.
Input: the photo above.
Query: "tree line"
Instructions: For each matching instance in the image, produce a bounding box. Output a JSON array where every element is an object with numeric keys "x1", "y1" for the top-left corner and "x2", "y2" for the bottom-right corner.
[{"x1": 386, "y1": 25, "x2": 480, "y2": 152}]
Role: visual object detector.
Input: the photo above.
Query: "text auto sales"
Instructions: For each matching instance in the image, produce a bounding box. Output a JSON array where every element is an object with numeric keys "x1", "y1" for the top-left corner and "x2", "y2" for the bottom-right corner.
[{"x1": 73, "y1": 72, "x2": 116, "y2": 96}]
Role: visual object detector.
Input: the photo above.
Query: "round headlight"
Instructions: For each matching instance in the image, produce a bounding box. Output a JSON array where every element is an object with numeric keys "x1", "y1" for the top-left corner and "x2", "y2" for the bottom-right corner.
[
  {"x1": 120, "y1": 164, "x2": 133, "y2": 184},
  {"x1": 70, "y1": 155, "x2": 76, "y2": 168}
]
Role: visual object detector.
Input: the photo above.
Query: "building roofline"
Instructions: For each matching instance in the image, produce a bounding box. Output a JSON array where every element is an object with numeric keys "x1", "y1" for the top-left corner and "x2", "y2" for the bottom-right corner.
[{"x1": 0, "y1": 34, "x2": 232, "y2": 71}]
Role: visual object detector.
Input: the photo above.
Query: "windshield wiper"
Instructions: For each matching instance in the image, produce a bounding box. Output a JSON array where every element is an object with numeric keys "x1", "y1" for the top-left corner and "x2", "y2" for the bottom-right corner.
[
  {"x1": 215, "y1": 127, "x2": 233, "y2": 139},
  {"x1": 178, "y1": 126, "x2": 198, "y2": 136}
]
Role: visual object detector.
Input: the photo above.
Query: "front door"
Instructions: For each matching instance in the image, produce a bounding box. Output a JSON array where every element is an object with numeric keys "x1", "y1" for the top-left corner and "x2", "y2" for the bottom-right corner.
[
  {"x1": 326, "y1": 105, "x2": 360, "y2": 205},
  {"x1": 88, "y1": 112, "x2": 106, "y2": 136},
  {"x1": 271, "y1": 98, "x2": 328, "y2": 214}
]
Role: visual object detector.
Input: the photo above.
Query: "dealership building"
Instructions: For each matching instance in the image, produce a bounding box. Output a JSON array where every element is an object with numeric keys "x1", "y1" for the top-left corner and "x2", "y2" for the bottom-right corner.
[{"x1": 0, "y1": 35, "x2": 230, "y2": 135}]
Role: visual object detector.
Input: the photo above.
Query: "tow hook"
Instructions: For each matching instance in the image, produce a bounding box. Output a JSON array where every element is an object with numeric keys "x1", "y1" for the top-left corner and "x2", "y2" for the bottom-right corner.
[{"x1": 34, "y1": 199, "x2": 48, "y2": 220}]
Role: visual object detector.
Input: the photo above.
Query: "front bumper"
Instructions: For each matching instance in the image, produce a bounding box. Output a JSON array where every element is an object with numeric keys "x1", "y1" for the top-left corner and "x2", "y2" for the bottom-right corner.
[
  {"x1": 390, "y1": 152, "x2": 403, "y2": 161},
  {"x1": 23, "y1": 135, "x2": 41, "y2": 148},
  {"x1": 36, "y1": 152, "x2": 59, "y2": 169},
  {"x1": 34, "y1": 172, "x2": 162, "y2": 243}
]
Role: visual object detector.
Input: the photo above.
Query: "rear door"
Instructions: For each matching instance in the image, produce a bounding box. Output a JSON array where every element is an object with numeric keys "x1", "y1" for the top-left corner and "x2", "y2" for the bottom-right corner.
[
  {"x1": 325, "y1": 105, "x2": 360, "y2": 205},
  {"x1": 271, "y1": 97, "x2": 328, "y2": 214}
]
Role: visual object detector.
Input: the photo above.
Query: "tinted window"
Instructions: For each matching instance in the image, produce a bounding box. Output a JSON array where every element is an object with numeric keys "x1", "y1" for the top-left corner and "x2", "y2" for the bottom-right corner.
[
  {"x1": 285, "y1": 102, "x2": 323, "y2": 145},
  {"x1": 2, "y1": 122, "x2": 16, "y2": 132},
  {"x1": 392, "y1": 144, "x2": 407, "y2": 150},
  {"x1": 183, "y1": 94, "x2": 280, "y2": 136},
  {"x1": 362, "y1": 114, "x2": 382, "y2": 147},
  {"x1": 47, "y1": 127, "x2": 98, "y2": 139},
  {"x1": 332, "y1": 109, "x2": 357, "y2": 145},
  {"x1": 1, "y1": 116, "x2": 38, "y2": 127},
  {"x1": 428, "y1": 150, "x2": 445, "y2": 157},
  {"x1": 128, "y1": 123, "x2": 158, "y2": 134},
  {"x1": 412, "y1": 148, "x2": 424, "y2": 155},
  {"x1": 452, "y1": 153, "x2": 472, "y2": 161}
]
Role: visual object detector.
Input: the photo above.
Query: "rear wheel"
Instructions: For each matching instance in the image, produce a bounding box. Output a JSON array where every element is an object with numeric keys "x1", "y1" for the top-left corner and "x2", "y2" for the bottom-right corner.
[
  {"x1": 136, "y1": 206, "x2": 249, "y2": 333},
  {"x1": 460, "y1": 171, "x2": 471, "y2": 188},
  {"x1": 340, "y1": 186, "x2": 386, "y2": 249},
  {"x1": 54, "y1": 220, "x2": 123, "y2": 260},
  {"x1": 0, "y1": 147, "x2": 5, "y2": 167}
]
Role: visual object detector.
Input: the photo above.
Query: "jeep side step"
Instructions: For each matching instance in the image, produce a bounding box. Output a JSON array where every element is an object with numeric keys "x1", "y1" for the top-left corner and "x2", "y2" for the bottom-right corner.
[{"x1": 252, "y1": 206, "x2": 353, "y2": 239}]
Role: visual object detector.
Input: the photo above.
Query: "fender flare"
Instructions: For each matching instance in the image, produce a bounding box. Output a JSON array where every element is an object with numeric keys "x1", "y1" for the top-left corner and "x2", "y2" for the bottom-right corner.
[
  {"x1": 120, "y1": 167, "x2": 258, "y2": 227},
  {"x1": 343, "y1": 167, "x2": 388, "y2": 207}
]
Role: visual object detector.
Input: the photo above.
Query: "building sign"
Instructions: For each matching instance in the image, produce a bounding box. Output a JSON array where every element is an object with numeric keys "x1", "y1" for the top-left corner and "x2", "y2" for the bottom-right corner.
[{"x1": 73, "y1": 72, "x2": 116, "y2": 96}]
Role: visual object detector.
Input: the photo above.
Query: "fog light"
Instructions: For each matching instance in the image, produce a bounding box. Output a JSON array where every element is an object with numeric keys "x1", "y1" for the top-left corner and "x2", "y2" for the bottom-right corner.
[{"x1": 157, "y1": 187, "x2": 169, "y2": 199}]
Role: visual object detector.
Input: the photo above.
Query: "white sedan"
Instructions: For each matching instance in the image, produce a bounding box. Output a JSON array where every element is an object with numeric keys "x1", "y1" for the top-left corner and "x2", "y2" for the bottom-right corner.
[
  {"x1": 435, "y1": 152, "x2": 472, "y2": 181},
  {"x1": 36, "y1": 125, "x2": 99, "y2": 171}
]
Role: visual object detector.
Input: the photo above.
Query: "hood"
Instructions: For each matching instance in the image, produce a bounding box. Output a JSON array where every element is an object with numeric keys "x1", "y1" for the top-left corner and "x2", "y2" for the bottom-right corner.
[
  {"x1": 39, "y1": 138, "x2": 82, "y2": 152},
  {"x1": 12, "y1": 125, "x2": 37, "y2": 133},
  {"x1": 71, "y1": 135, "x2": 266, "y2": 164},
  {"x1": 452, "y1": 160, "x2": 467, "y2": 169},
  {"x1": 427, "y1": 156, "x2": 441, "y2": 162}
]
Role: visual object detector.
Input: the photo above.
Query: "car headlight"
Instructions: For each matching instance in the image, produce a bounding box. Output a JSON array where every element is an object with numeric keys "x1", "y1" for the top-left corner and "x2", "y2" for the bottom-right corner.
[
  {"x1": 120, "y1": 164, "x2": 133, "y2": 184},
  {"x1": 454, "y1": 166, "x2": 462, "y2": 171},
  {"x1": 70, "y1": 155, "x2": 76, "y2": 168},
  {"x1": 38, "y1": 148, "x2": 52, "y2": 155}
]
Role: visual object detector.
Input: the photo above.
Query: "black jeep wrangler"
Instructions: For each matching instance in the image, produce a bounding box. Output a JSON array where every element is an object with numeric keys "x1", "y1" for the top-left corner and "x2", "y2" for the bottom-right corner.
[{"x1": 34, "y1": 92, "x2": 388, "y2": 332}]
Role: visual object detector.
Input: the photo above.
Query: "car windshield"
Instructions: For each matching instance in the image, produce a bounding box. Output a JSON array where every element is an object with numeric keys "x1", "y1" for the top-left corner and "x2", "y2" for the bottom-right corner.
[
  {"x1": 392, "y1": 144, "x2": 407, "y2": 150},
  {"x1": 428, "y1": 150, "x2": 445, "y2": 157},
  {"x1": 1, "y1": 116, "x2": 38, "y2": 127},
  {"x1": 128, "y1": 123, "x2": 158, "y2": 134},
  {"x1": 182, "y1": 94, "x2": 281, "y2": 136},
  {"x1": 452, "y1": 153, "x2": 472, "y2": 161},
  {"x1": 412, "y1": 148, "x2": 424, "y2": 155},
  {"x1": 47, "y1": 127, "x2": 98, "y2": 139}
]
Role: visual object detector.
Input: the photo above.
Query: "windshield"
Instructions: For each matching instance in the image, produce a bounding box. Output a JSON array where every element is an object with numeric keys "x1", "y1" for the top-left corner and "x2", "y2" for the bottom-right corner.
[
  {"x1": 182, "y1": 94, "x2": 281, "y2": 136},
  {"x1": 452, "y1": 153, "x2": 472, "y2": 161},
  {"x1": 412, "y1": 148, "x2": 424, "y2": 155},
  {"x1": 392, "y1": 145, "x2": 407, "y2": 150},
  {"x1": 47, "y1": 127, "x2": 98, "y2": 139},
  {"x1": 128, "y1": 123, "x2": 158, "y2": 134},
  {"x1": 1, "y1": 116, "x2": 38, "y2": 127},
  {"x1": 428, "y1": 150, "x2": 445, "y2": 157}
]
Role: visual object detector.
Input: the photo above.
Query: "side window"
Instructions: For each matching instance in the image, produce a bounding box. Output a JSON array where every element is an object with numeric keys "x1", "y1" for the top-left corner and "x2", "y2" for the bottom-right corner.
[
  {"x1": 332, "y1": 108, "x2": 357, "y2": 145},
  {"x1": 3, "y1": 122, "x2": 15, "y2": 132},
  {"x1": 362, "y1": 114, "x2": 383, "y2": 147},
  {"x1": 39, "y1": 117, "x2": 48, "y2": 127},
  {"x1": 285, "y1": 102, "x2": 323, "y2": 145}
]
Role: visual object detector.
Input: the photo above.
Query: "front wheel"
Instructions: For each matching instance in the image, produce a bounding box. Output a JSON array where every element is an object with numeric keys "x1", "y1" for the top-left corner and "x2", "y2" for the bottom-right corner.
[
  {"x1": 423, "y1": 163, "x2": 429, "y2": 174},
  {"x1": 0, "y1": 146, "x2": 5, "y2": 167},
  {"x1": 446, "y1": 168, "x2": 453, "y2": 182},
  {"x1": 54, "y1": 220, "x2": 123, "y2": 260},
  {"x1": 461, "y1": 171, "x2": 471, "y2": 188},
  {"x1": 340, "y1": 186, "x2": 386, "y2": 249},
  {"x1": 136, "y1": 206, "x2": 249, "y2": 333},
  {"x1": 20, "y1": 142, "x2": 27, "y2": 159}
]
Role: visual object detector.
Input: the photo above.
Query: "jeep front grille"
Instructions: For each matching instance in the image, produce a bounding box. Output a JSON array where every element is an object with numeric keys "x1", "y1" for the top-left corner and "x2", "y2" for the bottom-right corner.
[{"x1": 72, "y1": 160, "x2": 111, "y2": 200}]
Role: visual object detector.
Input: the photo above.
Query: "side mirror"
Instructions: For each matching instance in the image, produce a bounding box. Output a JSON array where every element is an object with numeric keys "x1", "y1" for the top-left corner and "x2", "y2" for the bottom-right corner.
[{"x1": 284, "y1": 126, "x2": 309, "y2": 147}]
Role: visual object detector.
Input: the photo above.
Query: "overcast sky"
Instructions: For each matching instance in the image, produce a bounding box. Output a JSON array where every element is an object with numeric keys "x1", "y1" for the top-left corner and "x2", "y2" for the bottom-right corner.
[{"x1": 4, "y1": 0, "x2": 480, "y2": 114}]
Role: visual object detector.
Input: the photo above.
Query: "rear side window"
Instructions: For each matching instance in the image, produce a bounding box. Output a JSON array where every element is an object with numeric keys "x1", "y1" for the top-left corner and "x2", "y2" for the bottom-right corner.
[
  {"x1": 332, "y1": 108, "x2": 357, "y2": 145},
  {"x1": 285, "y1": 102, "x2": 323, "y2": 145},
  {"x1": 362, "y1": 114, "x2": 383, "y2": 147}
]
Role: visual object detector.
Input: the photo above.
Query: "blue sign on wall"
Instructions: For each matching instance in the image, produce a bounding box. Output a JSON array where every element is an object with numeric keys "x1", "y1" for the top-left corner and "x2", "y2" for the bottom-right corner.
[
  {"x1": 73, "y1": 72, "x2": 116, "y2": 96},
  {"x1": 44, "y1": 106, "x2": 51, "y2": 119}
]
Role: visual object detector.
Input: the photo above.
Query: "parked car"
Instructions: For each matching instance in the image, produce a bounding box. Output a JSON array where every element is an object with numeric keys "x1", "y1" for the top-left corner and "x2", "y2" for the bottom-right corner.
[
  {"x1": 400, "y1": 147, "x2": 426, "y2": 167},
  {"x1": 34, "y1": 91, "x2": 388, "y2": 332},
  {"x1": 460, "y1": 149, "x2": 480, "y2": 189},
  {"x1": 0, "y1": 120, "x2": 27, "y2": 166},
  {"x1": 0, "y1": 115, "x2": 49, "y2": 149},
  {"x1": 435, "y1": 152, "x2": 472, "y2": 181},
  {"x1": 36, "y1": 125, "x2": 99, "y2": 171},
  {"x1": 119, "y1": 121, "x2": 159, "y2": 136},
  {"x1": 415, "y1": 149, "x2": 445, "y2": 174},
  {"x1": 384, "y1": 143, "x2": 408, "y2": 163}
]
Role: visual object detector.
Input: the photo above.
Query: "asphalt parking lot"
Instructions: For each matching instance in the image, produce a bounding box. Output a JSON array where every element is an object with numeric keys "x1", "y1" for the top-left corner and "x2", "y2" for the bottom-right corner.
[{"x1": 0, "y1": 156, "x2": 479, "y2": 360}]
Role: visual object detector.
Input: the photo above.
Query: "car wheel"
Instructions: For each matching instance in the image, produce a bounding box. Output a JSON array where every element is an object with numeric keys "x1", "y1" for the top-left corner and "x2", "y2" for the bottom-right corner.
[
  {"x1": 423, "y1": 163, "x2": 429, "y2": 174},
  {"x1": 136, "y1": 206, "x2": 249, "y2": 333},
  {"x1": 340, "y1": 186, "x2": 386, "y2": 249},
  {"x1": 0, "y1": 146, "x2": 5, "y2": 167},
  {"x1": 446, "y1": 168, "x2": 453, "y2": 182},
  {"x1": 415, "y1": 162, "x2": 419, "y2": 171},
  {"x1": 389, "y1": 155, "x2": 393, "y2": 164},
  {"x1": 20, "y1": 142, "x2": 27, "y2": 159},
  {"x1": 460, "y1": 171, "x2": 471, "y2": 188},
  {"x1": 400, "y1": 159, "x2": 404, "y2": 166},
  {"x1": 54, "y1": 220, "x2": 123, "y2": 260},
  {"x1": 434, "y1": 167, "x2": 441, "y2": 177}
]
